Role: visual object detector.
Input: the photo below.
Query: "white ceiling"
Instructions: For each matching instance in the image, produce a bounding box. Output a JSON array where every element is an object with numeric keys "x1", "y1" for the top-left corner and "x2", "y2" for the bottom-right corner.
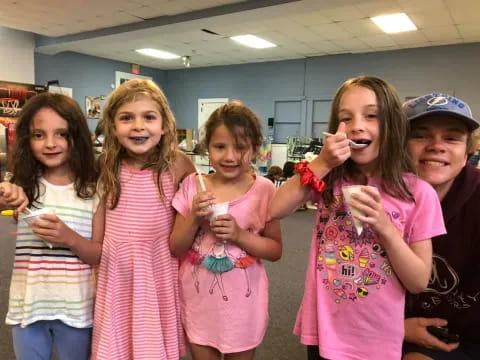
[{"x1": 4, "y1": 0, "x2": 480, "y2": 69}]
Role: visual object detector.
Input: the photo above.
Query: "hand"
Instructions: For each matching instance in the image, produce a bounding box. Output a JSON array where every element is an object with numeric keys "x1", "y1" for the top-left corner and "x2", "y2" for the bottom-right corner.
[
  {"x1": 210, "y1": 214, "x2": 242, "y2": 243},
  {"x1": 404, "y1": 318, "x2": 459, "y2": 352},
  {"x1": 192, "y1": 191, "x2": 215, "y2": 220},
  {"x1": 313, "y1": 122, "x2": 351, "y2": 171},
  {"x1": 0, "y1": 182, "x2": 29, "y2": 213},
  {"x1": 31, "y1": 214, "x2": 76, "y2": 247},
  {"x1": 348, "y1": 186, "x2": 393, "y2": 239}
]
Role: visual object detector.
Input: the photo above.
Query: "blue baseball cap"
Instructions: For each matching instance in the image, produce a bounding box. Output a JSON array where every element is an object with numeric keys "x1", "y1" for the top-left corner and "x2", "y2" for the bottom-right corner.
[{"x1": 403, "y1": 93, "x2": 479, "y2": 131}]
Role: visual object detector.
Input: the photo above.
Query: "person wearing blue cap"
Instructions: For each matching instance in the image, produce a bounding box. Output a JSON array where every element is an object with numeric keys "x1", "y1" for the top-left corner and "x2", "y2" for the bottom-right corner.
[{"x1": 403, "y1": 93, "x2": 480, "y2": 360}]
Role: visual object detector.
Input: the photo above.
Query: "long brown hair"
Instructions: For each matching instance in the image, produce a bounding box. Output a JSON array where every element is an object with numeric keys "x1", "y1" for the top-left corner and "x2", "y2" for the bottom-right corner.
[
  {"x1": 323, "y1": 76, "x2": 414, "y2": 205},
  {"x1": 99, "y1": 79, "x2": 178, "y2": 209},
  {"x1": 9, "y1": 92, "x2": 97, "y2": 205}
]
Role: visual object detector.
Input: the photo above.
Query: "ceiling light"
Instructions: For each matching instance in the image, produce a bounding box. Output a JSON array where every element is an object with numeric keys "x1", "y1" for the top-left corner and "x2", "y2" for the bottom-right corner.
[
  {"x1": 230, "y1": 35, "x2": 276, "y2": 49},
  {"x1": 370, "y1": 13, "x2": 417, "y2": 34},
  {"x1": 135, "y1": 48, "x2": 180, "y2": 59},
  {"x1": 182, "y1": 56, "x2": 191, "y2": 68}
]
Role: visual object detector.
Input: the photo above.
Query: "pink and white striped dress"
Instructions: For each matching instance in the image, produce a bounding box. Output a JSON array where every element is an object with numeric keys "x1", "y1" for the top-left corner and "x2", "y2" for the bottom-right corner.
[{"x1": 92, "y1": 164, "x2": 185, "y2": 360}]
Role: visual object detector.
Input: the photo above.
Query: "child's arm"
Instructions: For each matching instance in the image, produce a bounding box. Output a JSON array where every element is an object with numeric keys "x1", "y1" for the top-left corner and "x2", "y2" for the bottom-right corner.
[
  {"x1": 210, "y1": 215, "x2": 282, "y2": 261},
  {"x1": 347, "y1": 186, "x2": 432, "y2": 293},
  {"x1": 270, "y1": 175, "x2": 313, "y2": 219},
  {"x1": 0, "y1": 182, "x2": 28, "y2": 212},
  {"x1": 381, "y1": 232, "x2": 432, "y2": 294},
  {"x1": 172, "y1": 150, "x2": 196, "y2": 184},
  {"x1": 31, "y1": 200, "x2": 105, "y2": 265},
  {"x1": 170, "y1": 190, "x2": 214, "y2": 257},
  {"x1": 271, "y1": 122, "x2": 351, "y2": 219}
]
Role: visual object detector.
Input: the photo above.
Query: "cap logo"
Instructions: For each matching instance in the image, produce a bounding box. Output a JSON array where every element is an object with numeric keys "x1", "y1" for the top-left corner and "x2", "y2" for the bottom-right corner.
[{"x1": 427, "y1": 96, "x2": 449, "y2": 108}]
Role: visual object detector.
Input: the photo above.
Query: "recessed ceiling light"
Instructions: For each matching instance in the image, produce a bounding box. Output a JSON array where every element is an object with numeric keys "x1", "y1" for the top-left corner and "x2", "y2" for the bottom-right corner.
[
  {"x1": 135, "y1": 48, "x2": 180, "y2": 59},
  {"x1": 370, "y1": 13, "x2": 417, "y2": 34},
  {"x1": 230, "y1": 35, "x2": 277, "y2": 49}
]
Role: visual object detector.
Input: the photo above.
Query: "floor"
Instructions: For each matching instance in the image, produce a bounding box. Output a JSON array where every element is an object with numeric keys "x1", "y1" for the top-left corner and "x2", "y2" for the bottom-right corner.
[{"x1": 0, "y1": 210, "x2": 315, "y2": 360}]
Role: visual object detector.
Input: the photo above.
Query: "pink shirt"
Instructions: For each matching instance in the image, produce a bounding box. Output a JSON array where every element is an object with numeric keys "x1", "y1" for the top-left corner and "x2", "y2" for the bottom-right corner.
[
  {"x1": 172, "y1": 174, "x2": 275, "y2": 353},
  {"x1": 294, "y1": 175, "x2": 446, "y2": 360}
]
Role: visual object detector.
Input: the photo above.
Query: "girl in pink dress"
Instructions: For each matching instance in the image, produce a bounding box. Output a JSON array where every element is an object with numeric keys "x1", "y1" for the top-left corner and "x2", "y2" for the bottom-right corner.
[
  {"x1": 170, "y1": 102, "x2": 282, "y2": 360},
  {"x1": 91, "y1": 79, "x2": 195, "y2": 360}
]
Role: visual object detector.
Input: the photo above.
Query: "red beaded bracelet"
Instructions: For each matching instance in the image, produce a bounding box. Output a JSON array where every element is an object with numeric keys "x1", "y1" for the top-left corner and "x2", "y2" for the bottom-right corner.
[{"x1": 295, "y1": 161, "x2": 326, "y2": 193}]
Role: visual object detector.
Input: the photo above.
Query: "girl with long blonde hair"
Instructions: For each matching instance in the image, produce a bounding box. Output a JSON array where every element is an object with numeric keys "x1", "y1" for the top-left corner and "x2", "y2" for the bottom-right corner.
[{"x1": 92, "y1": 79, "x2": 195, "y2": 360}]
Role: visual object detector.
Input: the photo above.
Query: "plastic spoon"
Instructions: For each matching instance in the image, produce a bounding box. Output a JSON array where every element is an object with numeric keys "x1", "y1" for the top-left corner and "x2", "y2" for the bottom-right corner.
[
  {"x1": 195, "y1": 166, "x2": 207, "y2": 191},
  {"x1": 322, "y1": 132, "x2": 368, "y2": 149}
]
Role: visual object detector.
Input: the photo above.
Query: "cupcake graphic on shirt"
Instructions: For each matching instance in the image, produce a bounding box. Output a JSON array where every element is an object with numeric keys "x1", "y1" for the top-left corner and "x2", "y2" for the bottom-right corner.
[{"x1": 358, "y1": 248, "x2": 369, "y2": 268}]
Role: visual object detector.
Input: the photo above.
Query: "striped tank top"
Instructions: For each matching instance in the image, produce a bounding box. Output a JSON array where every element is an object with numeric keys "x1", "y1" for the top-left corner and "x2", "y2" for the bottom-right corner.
[{"x1": 6, "y1": 178, "x2": 98, "y2": 328}]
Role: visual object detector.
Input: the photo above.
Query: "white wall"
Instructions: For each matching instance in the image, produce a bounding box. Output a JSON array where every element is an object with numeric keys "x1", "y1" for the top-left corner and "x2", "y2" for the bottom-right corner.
[{"x1": 0, "y1": 26, "x2": 35, "y2": 84}]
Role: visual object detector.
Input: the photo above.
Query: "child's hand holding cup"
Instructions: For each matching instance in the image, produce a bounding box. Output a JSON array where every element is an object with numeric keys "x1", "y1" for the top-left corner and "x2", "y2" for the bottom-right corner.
[
  {"x1": 196, "y1": 169, "x2": 229, "y2": 223},
  {"x1": 22, "y1": 208, "x2": 56, "y2": 248},
  {"x1": 209, "y1": 202, "x2": 229, "y2": 221},
  {"x1": 342, "y1": 185, "x2": 377, "y2": 235}
]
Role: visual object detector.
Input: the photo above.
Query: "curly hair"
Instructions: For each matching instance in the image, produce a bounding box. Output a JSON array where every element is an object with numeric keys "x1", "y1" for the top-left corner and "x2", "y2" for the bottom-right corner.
[
  {"x1": 99, "y1": 79, "x2": 178, "y2": 209},
  {"x1": 9, "y1": 92, "x2": 97, "y2": 205}
]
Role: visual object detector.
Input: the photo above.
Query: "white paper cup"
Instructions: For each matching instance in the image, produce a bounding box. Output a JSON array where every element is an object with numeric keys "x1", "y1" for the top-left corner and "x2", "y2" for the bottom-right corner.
[
  {"x1": 209, "y1": 202, "x2": 229, "y2": 221},
  {"x1": 342, "y1": 185, "x2": 376, "y2": 235},
  {"x1": 23, "y1": 208, "x2": 56, "y2": 248}
]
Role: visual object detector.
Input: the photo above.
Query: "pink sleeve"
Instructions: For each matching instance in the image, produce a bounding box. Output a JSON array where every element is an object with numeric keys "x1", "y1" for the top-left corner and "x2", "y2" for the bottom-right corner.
[
  {"x1": 405, "y1": 178, "x2": 446, "y2": 243},
  {"x1": 172, "y1": 173, "x2": 196, "y2": 217},
  {"x1": 263, "y1": 179, "x2": 277, "y2": 223}
]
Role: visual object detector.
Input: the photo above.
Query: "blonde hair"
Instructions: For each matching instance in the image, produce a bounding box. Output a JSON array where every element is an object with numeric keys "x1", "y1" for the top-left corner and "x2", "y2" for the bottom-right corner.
[{"x1": 99, "y1": 79, "x2": 178, "y2": 209}]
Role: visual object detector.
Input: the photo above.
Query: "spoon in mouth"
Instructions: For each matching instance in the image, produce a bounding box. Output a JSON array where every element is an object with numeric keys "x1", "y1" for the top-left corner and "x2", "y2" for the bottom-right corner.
[{"x1": 322, "y1": 132, "x2": 368, "y2": 149}]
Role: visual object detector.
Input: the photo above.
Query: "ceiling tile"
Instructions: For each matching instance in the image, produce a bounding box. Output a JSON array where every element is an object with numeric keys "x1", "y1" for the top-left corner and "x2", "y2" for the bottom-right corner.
[
  {"x1": 421, "y1": 26, "x2": 461, "y2": 42},
  {"x1": 338, "y1": 19, "x2": 384, "y2": 36},
  {"x1": 390, "y1": 30, "x2": 429, "y2": 45},
  {"x1": 291, "y1": 11, "x2": 332, "y2": 27},
  {"x1": 457, "y1": 23, "x2": 480, "y2": 38},
  {"x1": 309, "y1": 22, "x2": 353, "y2": 40},
  {"x1": 305, "y1": 40, "x2": 344, "y2": 54},
  {"x1": 430, "y1": 39, "x2": 465, "y2": 46},
  {"x1": 330, "y1": 37, "x2": 370, "y2": 51},
  {"x1": 321, "y1": 5, "x2": 367, "y2": 22},
  {"x1": 397, "y1": 0, "x2": 449, "y2": 13},
  {"x1": 446, "y1": 0, "x2": 480, "y2": 24},
  {"x1": 408, "y1": 10, "x2": 454, "y2": 28},
  {"x1": 354, "y1": 0, "x2": 402, "y2": 17},
  {"x1": 360, "y1": 34, "x2": 397, "y2": 47}
]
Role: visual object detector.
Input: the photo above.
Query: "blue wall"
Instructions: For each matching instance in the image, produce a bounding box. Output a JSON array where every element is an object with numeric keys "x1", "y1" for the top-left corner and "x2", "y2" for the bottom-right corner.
[
  {"x1": 165, "y1": 59, "x2": 306, "y2": 129},
  {"x1": 35, "y1": 52, "x2": 166, "y2": 131},
  {"x1": 34, "y1": 42, "x2": 480, "y2": 135},
  {"x1": 304, "y1": 43, "x2": 480, "y2": 103},
  {"x1": 165, "y1": 42, "x2": 480, "y2": 132}
]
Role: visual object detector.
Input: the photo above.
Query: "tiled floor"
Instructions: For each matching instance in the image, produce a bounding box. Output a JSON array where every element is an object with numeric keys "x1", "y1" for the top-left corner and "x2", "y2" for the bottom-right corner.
[{"x1": 0, "y1": 210, "x2": 315, "y2": 360}]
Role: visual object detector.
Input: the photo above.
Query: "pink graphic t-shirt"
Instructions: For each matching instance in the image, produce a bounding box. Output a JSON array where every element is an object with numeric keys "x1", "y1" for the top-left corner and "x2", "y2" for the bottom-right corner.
[
  {"x1": 294, "y1": 174, "x2": 446, "y2": 360},
  {"x1": 172, "y1": 173, "x2": 275, "y2": 353}
]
